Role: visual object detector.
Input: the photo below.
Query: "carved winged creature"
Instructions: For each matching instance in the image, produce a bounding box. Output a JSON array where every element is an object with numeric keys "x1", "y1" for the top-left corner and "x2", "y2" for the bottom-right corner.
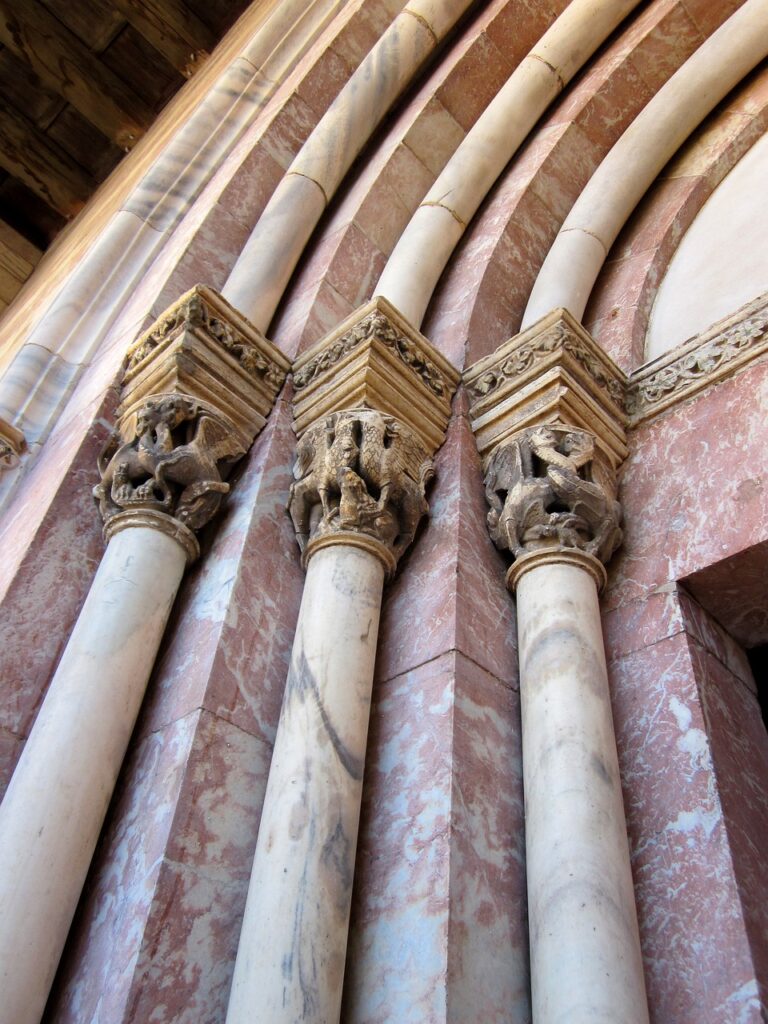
[
  {"x1": 94, "y1": 395, "x2": 243, "y2": 531},
  {"x1": 528, "y1": 427, "x2": 622, "y2": 562},
  {"x1": 154, "y1": 411, "x2": 243, "y2": 529},
  {"x1": 484, "y1": 435, "x2": 554, "y2": 557},
  {"x1": 288, "y1": 410, "x2": 432, "y2": 560},
  {"x1": 289, "y1": 413, "x2": 362, "y2": 550},
  {"x1": 357, "y1": 415, "x2": 433, "y2": 560}
]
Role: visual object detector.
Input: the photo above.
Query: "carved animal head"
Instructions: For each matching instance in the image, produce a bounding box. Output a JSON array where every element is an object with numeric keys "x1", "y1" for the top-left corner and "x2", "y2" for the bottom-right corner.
[
  {"x1": 136, "y1": 395, "x2": 197, "y2": 436},
  {"x1": 528, "y1": 425, "x2": 558, "y2": 452},
  {"x1": 561, "y1": 430, "x2": 594, "y2": 465},
  {"x1": 329, "y1": 415, "x2": 361, "y2": 462}
]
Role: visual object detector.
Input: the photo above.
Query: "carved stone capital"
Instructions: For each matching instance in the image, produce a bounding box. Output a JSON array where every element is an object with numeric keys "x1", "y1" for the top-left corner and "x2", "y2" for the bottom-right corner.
[
  {"x1": 464, "y1": 308, "x2": 628, "y2": 473},
  {"x1": 120, "y1": 284, "x2": 290, "y2": 445},
  {"x1": 484, "y1": 424, "x2": 622, "y2": 590},
  {"x1": 94, "y1": 394, "x2": 245, "y2": 556},
  {"x1": 292, "y1": 296, "x2": 459, "y2": 455},
  {"x1": 95, "y1": 286, "x2": 290, "y2": 558},
  {"x1": 0, "y1": 417, "x2": 25, "y2": 470},
  {"x1": 464, "y1": 310, "x2": 629, "y2": 588},
  {"x1": 287, "y1": 409, "x2": 433, "y2": 576}
]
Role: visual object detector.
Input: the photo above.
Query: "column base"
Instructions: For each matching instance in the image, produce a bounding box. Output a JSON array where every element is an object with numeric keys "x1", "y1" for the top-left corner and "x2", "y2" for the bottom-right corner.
[
  {"x1": 506, "y1": 545, "x2": 606, "y2": 593},
  {"x1": 104, "y1": 509, "x2": 200, "y2": 564},
  {"x1": 304, "y1": 530, "x2": 397, "y2": 578}
]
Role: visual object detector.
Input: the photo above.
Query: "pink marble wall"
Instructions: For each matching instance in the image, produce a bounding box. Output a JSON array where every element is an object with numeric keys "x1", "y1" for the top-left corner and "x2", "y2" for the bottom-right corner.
[
  {"x1": 342, "y1": 397, "x2": 526, "y2": 1023},
  {"x1": 601, "y1": 357, "x2": 768, "y2": 1021},
  {"x1": 605, "y1": 586, "x2": 768, "y2": 1022}
]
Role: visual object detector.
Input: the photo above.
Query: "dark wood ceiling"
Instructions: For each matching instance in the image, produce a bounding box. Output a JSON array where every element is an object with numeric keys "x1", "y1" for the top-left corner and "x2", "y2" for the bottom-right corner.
[{"x1": 0, "y1": 0, "x2": 254, "y2": 315}]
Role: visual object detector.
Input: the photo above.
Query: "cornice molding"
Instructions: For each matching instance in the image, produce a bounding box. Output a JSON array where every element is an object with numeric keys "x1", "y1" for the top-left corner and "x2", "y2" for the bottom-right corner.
[
  {"x1": 464, "y1": 308, "x2": 628, "y2": 472},
  {"x1": 628, "y1": 293, "x2": 768, "y2": 423},
  {"x1": 121, "y1": 284, "x2": 290, "y2": 446},
  {"x1": 291, "y1": 295, "x2": 459, "y2": 456}
]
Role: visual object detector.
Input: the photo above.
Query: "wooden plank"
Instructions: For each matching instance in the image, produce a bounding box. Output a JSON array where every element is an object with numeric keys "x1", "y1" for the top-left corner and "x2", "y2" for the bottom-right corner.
[
  {"x1": 111, "y1": 0, "x2": 214, "y2": 77},
  {"x1": 47, "y1": 105, "x2": 123, "y2": 180},
  {"x1": 0, "y1": 219, "x2": 42, "y2": 267},
  {"x1": 40, "y1": 0, "x2": 125, "y2": 54},
  {"x1": 0, "y1": 177, "x2": 66, "y2": 248},
  {"x1": 0, "y1": 237, "x2": 36, "y2": 282},
  {"x1": 0, "y1": 103, "x2": 93, "y2": 216},
  {"x1": 182, "y1": 0, "x2": 251, "y2": 37},
  {"x1": 102, "y1": 25, "x2": 181, "y2": 110},
  {"x1": 0, "y1": 0, "x2": 153, "y2": 148},
  {"x1": 0, "y1": 46, "x2": 64, "y2": 129},
  {"x1": 0, "y1": 265, "x2": 24, "y2": 304}
]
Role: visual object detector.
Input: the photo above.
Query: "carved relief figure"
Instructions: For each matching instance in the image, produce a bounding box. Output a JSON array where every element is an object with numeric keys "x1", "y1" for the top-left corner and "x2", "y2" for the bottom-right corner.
[
  {"x1": 288, "y1": 409, "x2": 433, "y2": 561},
  {"x1": 484, "y1": 425, "x2": 622, "y2": 565},
  {"x1": 94, "y1": 394, "x2": 243, "y2": 531}
]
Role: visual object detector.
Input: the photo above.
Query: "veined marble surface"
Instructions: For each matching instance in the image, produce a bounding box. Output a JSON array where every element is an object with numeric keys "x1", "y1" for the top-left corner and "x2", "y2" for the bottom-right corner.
[
  {"x1": 226, "y1": 543, "x2": 385, "y2": 1023},
  {"x1": 517, "y1": 560, "x2": 649, "y2": 1024},
  {"x1": 0, "y1": 525, "x2": 187, "y2": 1024}
]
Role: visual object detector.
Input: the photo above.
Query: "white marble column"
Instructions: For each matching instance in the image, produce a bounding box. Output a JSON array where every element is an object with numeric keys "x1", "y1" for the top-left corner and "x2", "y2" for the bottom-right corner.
[
  {"x1": 0, "y1": 288, "x2": 289, "y2": 1024},
  {"x1": 514, "y1": 549, "x2": 649, "y2": 1024},
  {"x1": 0, "y1": 515, "x2": 191, "y2": 1024},
  {"x1": 226, "y1": 407, "x2": 434, "y2": 1024},
  {"x1": 226, "y1": 540, "x2": 386, "y2": 1023},
  {"x1": 480, "y1": 424, "x2": 649, "y2": 1024}
]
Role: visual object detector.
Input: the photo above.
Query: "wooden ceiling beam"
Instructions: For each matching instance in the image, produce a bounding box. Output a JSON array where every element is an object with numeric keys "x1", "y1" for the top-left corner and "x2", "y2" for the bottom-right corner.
[
  {"x1": 0, "y1": 0, "x2": 153, "y2": 148},
  {"x1": 0, "y1": 102, "x2": 92, "y2": 216},
  {"x1": 111, "y1": 0, "x2": 214, "y2": 77}
]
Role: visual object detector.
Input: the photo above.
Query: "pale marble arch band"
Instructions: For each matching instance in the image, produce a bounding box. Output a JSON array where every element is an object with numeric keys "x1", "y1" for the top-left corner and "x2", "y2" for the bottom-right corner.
[{"x1": 524, "y1": 0, "x2": 768, "y2": 326}]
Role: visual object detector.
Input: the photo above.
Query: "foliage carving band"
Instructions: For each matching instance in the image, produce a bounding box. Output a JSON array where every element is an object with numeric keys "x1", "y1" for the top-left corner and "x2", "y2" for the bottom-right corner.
[{"x1": 293, "y1": 310, "x2": 448, "y2": 397}]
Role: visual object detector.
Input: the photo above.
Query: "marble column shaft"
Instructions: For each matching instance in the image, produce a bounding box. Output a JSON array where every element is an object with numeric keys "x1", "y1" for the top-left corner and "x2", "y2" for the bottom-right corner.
[
  {"x1": 516, "y1": 557, "x2": 649, "y2": 1024},
  {"x1": 0, "y1": 525, "x2": 188, "y2": 1024},
  {"x1": 225, "y1": 543, "x2": 384, "y2": 1024}
]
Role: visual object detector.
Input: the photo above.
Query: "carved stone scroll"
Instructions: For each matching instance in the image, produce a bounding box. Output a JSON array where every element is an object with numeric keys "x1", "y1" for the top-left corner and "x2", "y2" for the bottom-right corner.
[
  {"x1": 484, "y1": 425, "x2": 622, "y2": 569},
  {"x1": 288, "y1": 408, "x2": 433, "y2": 574}
]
